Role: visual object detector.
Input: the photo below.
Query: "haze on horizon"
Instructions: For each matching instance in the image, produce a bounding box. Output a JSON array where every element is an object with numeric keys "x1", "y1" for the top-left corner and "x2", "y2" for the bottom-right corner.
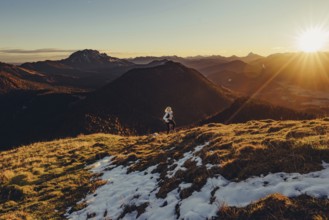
[{"x1": 1, "y1": 0, "x2": 329, "y2": 63}]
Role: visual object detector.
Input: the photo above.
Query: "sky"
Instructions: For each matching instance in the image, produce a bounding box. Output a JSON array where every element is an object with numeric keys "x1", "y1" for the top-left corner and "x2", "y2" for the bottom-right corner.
[{"x1": 1, "y1": 0, "x2": 329, "y2": 62}]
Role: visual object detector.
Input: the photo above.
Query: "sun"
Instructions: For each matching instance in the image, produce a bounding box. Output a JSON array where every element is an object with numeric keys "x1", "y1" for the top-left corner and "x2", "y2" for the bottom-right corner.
[{"x1": 297, "y1": 27, "x2": 329, "y2": 52}]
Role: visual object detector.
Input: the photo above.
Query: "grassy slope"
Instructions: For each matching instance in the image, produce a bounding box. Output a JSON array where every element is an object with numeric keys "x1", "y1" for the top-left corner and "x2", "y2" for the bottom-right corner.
[{"x1": 1, "y1": 118, "x2": 329, "y2": 219}]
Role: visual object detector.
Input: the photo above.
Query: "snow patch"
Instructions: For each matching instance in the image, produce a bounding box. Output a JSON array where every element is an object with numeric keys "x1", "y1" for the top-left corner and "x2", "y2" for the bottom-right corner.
[
  {"x1": 206, "y1": 163, "x2": 218, "y2": 169},
  {"x1": 67, "y1": 144, "x2": 329, "y2": 220},
  {"x1": 211, "y1": 161, "x2": 329, "y2": 207},
  {"x1": 167, "y1": 142, "x2": 208, "y2": 178}
]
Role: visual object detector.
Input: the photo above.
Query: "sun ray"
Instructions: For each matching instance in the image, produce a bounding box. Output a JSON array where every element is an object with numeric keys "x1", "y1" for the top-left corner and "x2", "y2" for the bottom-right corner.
[
  {"x1": 225, "y1": 54, "x2": 299, "y2": 124},
  {"x1": 313, "y1": 52, "x2": 329, "y2": 89}
]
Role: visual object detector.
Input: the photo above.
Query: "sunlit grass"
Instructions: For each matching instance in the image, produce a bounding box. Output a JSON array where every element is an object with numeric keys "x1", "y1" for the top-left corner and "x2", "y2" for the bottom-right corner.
[{"x1": 1, "y1": 118, "x2": 329, "y2": 219}]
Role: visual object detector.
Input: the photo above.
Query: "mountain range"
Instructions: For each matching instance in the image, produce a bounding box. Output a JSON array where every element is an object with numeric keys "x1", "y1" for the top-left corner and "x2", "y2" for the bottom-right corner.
[
  {"x1": 54, "y1": 61, "x2": 233, "y2": 138},
  {"x1": 19, "y1": 50, "x2": 174, "y2": 90},
  {"x1": 20, "y1": 49, "x2": 135, "y2": 89},
  {"x1": 0, "y1": 49, "x2": 328, "y2": 149},
  {"x1": 1, "y1": 49, "x2": 329, "y2": 220}
]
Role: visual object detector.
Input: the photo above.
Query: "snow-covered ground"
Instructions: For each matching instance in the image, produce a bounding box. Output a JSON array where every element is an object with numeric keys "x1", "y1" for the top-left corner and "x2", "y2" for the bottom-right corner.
[{"x1": 67, "y1": 144, "x2": 329, "y2": 220}]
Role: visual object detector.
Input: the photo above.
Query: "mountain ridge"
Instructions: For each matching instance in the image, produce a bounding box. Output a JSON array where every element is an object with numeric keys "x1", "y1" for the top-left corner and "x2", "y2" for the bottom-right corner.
[
  {"x1": 55, "y1": 61, "x2": 233, "y2": 137},
  {"x1": 20, "y1": 49, "x2": 135, "y2": 89},
  {"x1": 0, "y1": 62, "x2": 77, "y2": 94}
]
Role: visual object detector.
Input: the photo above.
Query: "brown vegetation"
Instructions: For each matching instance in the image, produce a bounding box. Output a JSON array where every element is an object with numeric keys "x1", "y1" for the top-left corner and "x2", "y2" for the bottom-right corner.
[{"x1": 1, "y1": 118, "x2": 329, "y2": 219}]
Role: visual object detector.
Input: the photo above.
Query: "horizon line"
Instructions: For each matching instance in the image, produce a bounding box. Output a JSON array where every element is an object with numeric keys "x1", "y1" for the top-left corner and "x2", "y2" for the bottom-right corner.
[{"x1": 1, "y1": 48, "x2": 329, "y2": 64}]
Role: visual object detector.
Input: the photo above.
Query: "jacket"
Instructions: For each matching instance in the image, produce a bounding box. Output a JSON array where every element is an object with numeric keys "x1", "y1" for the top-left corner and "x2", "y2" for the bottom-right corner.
[{"x1": 163, "y1": 111, "x2": 174, "y2": 123}]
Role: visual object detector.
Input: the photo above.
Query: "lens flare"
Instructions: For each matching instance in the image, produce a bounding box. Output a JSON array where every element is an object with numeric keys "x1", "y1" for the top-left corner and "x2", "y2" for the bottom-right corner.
[{"x1": 297, "y1": 27, "x2": 329, "y2": 52}]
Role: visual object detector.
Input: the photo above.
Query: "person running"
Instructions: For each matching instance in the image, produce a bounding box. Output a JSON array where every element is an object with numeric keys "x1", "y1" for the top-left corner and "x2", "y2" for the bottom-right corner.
[{"x1": 163, "y1": 106, "x2": 176, "y2": 134}]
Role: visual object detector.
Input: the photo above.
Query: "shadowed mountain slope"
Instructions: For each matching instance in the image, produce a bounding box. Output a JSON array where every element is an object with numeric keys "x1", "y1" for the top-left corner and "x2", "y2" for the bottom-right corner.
[
  {"x1": 202, "y1": 97, "x2": 315, "y2": 124},
  {"x1": 0, "y1": 61, "x2": 85, "y2": 149},
  {"x1": 0, "y1": 62, "x2": 81, "y2": 94},
  {"x1": 58, "y1": 61, "x2": 233, "y2": 136},
  {"x1": 0, "y1": 62, "x2": 50, "y2": 93},
  {"x1": 0, "y1": 90, "x2": 84, "y2": 150}
]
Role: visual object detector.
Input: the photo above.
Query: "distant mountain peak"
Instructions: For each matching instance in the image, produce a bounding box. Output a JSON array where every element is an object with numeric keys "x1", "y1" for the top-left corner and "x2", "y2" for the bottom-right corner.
[
  {"x1": 246, "y1": 52, "x2": 263, "y2": 58},
  {"x1": 146, "y1": 59, "x2": 170, "y2": 66},
  {"x1": 66, "y1": 49, "x2": 110, "y2": 64},
  {"x1": 63, "y1": 49, "x2": 132, "y2": 67},
  {"x1": 164, "y1": 60, "x2": 178, "y2": 65},
  {"x1": 229, "y1": 55, "x2": 239, "y2": 59}
]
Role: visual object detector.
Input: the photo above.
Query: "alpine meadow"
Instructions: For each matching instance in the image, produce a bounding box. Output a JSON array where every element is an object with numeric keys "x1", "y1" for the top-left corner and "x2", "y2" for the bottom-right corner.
[{"x1": 1, "y1": 1, "x2": 329, "y2": 219}]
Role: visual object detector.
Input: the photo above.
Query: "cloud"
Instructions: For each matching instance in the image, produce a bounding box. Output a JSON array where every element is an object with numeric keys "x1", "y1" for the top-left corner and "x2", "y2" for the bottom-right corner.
[{"x1": 0, "y1": 48, "x2": 77, "y2": 54}]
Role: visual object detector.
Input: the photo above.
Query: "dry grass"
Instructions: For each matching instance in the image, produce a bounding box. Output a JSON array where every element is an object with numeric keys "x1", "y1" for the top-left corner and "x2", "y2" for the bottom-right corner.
[
  {"x1": 216, "y1": 194, "x2": 329, "y2": 220},
  {"x1": 0, "y1": 134, "x2": 130, "y2": 219},
  {"x1": 1, "y1": 118, "x2": 329, "y2": 219}
]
